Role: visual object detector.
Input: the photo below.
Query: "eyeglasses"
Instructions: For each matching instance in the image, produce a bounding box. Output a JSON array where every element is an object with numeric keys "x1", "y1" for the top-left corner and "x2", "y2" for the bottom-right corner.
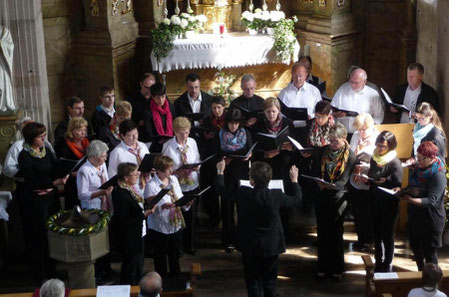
[{"x1": 416, "y1": 155, "x2": 429, "y2": 161}]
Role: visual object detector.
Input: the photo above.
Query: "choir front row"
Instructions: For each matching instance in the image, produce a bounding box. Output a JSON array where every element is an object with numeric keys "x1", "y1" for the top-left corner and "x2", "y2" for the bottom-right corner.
[{"x1": 13, "y1": 97, "x2": 447, "y2": 292}]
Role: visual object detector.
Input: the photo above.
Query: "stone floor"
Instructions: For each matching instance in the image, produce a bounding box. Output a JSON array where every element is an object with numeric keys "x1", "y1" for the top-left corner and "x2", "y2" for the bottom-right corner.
[{"x1": 1, "y1": 209, "x2": 449, "y2": 296}]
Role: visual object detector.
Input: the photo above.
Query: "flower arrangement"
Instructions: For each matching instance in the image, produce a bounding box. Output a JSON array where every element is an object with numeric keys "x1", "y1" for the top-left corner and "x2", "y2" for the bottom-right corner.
[
  {"x1": 273, "y1": 15, "x2": 298, "y2": 61},
  {"x1": 209, "y1": 69, "x2": 237, "y2": 107},
  {"x1": 151, "y1": 13, "x2": 207, "y2": 61},
  {"x1": 241, "y1": 10, "x2": 286, "y2": 31}
]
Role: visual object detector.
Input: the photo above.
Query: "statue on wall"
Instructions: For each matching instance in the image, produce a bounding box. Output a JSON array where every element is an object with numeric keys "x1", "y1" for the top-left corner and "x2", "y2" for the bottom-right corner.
[{"x1": 0, "y1": 26, "x2": 16, "y2": 113}]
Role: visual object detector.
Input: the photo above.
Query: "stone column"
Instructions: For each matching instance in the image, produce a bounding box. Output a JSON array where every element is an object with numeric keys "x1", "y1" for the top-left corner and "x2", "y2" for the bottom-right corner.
[
  {"x1": 398, "y1": 0, "x2": 417, "y2": 83},
  {"x1": 0, "y1": 0, "x2": 51, "y2": 133},
  {"x1": 73, "y1": 0, "x2": 139, "y2": 114},
  {"x1": 300, "y1": 0, "x2": 358, "y2": 96}
]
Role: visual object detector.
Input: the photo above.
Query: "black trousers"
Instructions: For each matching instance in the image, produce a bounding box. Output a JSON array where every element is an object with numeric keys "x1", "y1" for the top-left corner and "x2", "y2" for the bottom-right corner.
[
  {"x1": 182, "y1": 188, "x2": 199, "y2": 252},
  {"x1": 120, "y1": 238, "x2": 144, "y2": 285},
  {"x1": 372, "y1": 192, "x2": 399, "y2": 267},
  {"x1": 242, "y1": 252, "x2": 279, "y2": 297},
  {"x1": 409, "y1": 216, "x2": 441, "y2": 271},
  {"x1": 348, "y1": 185, "x2": 373, "y2": 244},
  {"x1": 315, "y1": 191, "x2": 345, "y2": 274},
  {"x1": 149, "y1": 229, "x2": 182, "y2": 277},
  {"x1": 200, "y1": 161, "x2": 220, "y2": 227}
]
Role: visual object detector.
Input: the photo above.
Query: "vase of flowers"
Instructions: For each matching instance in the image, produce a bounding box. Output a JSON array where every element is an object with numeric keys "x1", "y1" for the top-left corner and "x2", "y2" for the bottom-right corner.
[
  {"x1": 209, "y1": 69, "x2": 237, "y2": 107},
  {"x1": 151, "y1": 13, "x2": 207, "y2": 61},
  {"x1": 265, "y1": 10, "x2": 286, "y2": 35}
]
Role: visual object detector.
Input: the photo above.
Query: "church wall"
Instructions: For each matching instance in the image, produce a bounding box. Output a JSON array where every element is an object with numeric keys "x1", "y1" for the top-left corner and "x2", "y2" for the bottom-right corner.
[
  {"x1": 416, "y1": 0, "x2": 448, "y2": 130},
  {"x1": 41, "y1": 0, "x2": 80, "y2": 134}
]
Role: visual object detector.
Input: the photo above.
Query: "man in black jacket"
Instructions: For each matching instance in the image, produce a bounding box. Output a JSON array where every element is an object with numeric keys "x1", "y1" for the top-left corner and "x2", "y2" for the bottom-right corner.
[
  {"x1": 392, "y1": 63, "x2": 440, "y2": 123},
  {"x1": 216, "y1": 160, "x2": 301, "y2": 297},
  {"x1": 91, "y1": 86, "x2": 115, "y2": 135},
  {"x1": 174, "y1": 73, "x2": 212, "y2": 122}
]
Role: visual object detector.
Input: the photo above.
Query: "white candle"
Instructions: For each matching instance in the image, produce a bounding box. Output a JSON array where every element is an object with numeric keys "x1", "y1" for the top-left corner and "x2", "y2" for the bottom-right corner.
[
  {"x1": 262, "y1": 0, "x2": 267, "y2": 11},
  {"x1": 164, "y1": 0, "x2": 168, "y2": 17}
]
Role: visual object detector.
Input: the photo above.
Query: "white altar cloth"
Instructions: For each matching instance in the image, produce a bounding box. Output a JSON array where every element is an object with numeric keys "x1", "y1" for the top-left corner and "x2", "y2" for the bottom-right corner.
[{"x1": 151, "y1": 32, "x2": 300, "y2": 73}]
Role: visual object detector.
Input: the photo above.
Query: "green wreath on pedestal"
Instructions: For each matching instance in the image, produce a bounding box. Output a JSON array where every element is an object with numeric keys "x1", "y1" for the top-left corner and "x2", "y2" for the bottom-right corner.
[{"x1": 47, "y1": 209, "x2": 110, "y2": 236}]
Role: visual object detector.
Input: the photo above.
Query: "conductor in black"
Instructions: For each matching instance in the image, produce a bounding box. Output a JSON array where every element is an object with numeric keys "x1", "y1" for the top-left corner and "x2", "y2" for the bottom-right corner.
[{"x1": 216, "y1": 160, "x2": 301, "y2": 297}]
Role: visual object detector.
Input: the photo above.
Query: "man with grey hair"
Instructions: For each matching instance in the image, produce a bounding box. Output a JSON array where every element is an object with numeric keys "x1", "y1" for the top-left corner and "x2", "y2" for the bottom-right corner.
[
  {"x1": 39, "y1": 278, "x2": 65, "y2": 297},
  {"x1": 230, "y1": 74, "x2": 264, "y2": 126},
  {"x1": 331, "y1": 67, "x2": 385, "y2": 134},
  {"x1": 139, "y1": 271, "x2": 162, "y2": 297}
]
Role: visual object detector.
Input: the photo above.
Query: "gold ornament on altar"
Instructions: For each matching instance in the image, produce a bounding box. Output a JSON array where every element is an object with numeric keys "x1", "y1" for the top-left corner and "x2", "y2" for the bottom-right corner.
[{"x1": 90, "y1": 0, "x2": 100, "y2": 17}]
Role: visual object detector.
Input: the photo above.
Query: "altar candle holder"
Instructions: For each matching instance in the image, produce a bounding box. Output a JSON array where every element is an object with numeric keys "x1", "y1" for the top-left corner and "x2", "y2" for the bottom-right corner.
[
  {"x1": 163, "y1": 0, "x2": 168, "y2": 18},
  {"x1": 175, "y1": 0, "x2": 180, "y2": 15},
  {"x1": 249, "y1": 0, "x2": 254, "y2": 12},
  {"x1": 275, "y1": 0, "x2": 281, "y2": 11},
  {"x1": 262, "y1": 0, "x2": 268, "y2": 11}
]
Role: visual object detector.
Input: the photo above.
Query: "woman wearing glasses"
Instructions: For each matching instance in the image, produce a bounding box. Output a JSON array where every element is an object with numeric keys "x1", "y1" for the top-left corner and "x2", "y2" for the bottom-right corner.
[{"x1": 401, "y1": 141, "x2": 446, "y2": 271}]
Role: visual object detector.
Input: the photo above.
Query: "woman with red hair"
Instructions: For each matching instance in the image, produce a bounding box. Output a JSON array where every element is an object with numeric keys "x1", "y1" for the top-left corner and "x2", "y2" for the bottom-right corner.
[{"x1": 401, "y1": 141, "x2": 446, "y2": 270}]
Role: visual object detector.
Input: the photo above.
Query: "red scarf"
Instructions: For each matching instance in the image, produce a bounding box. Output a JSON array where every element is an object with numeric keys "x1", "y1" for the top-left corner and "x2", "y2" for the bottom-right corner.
[
  {"x1": 66, "y1": 138, "x2": 90, "y2": 159},
  {"x1": 150, "y1": 99, "x2": 173, "y2": 136},
  {"x1": 211, "y1": 112, "x2": 226, "y2": 131}
]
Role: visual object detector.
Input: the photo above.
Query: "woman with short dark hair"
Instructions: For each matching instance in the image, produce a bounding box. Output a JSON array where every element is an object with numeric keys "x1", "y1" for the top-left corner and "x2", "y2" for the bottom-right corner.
[
  {"x1": 408, "y1": 263, "x2": 447, "y2": 297},
  {"x1": 112, "y1": 162, "x2": 154, "y2": 284},
  {"x1": 18, "y1": 122, "x2": 68, "y2": 283},
  {"x1": 402, "y1": 141, "x2": 446, "y2": 271},
  {"x1": 218, "y1": 108, "x2": 253, "y2": 252},
  {"x1": 366, "y1": 131, "x2": 402, "y2": 272}
]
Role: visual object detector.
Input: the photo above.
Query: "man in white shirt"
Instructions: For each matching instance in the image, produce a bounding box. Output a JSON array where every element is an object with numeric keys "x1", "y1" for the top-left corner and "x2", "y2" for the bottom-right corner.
[
  {"x1": 278, "y1": 62, "x2": 322, "y2": 124},
  {"x1": 331, "y1": 68, "x2": 385, "y2": 134}
]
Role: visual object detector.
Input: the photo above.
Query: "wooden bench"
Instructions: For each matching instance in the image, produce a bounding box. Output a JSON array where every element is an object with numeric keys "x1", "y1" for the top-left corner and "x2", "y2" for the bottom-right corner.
[
  {"x1": 362, "y1": 255, "x2": 449, "y2": 297},
  {"x1": 0, "y1": 263, "x2": 201, "y2": 297}
]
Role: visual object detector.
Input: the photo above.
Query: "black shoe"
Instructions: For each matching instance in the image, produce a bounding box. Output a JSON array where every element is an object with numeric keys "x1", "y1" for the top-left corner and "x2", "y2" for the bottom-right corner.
[
  {"x1": 383, "y1": 264, "x2": 393, "y2": 272},
  {"x1": 331, "y1": 274, "x2": 343, "y2": 282},
  {"x1": 225, "y1": 245, "x2": 235, "y2": 253},
  {"x1": 374, "y1": 262, "x2": 383, "y2": 273},
  {"x1": 316, "y1": 272, "x2": 328, "y2": 280},
  {"x1": 184, "y1": 248, "x2": 197, "y2": 256}
]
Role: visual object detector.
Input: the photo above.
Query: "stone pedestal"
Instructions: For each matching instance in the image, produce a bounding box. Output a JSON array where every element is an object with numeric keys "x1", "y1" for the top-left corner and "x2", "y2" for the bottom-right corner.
[
  {"x1": 48, "y1": 227, "x2": 109, "y2": 289},
  {"x1": 73, "y1": 0, "x2": 139, "y2": 115},
  {"x1": 300, "y1": 0, "x2": 358, "y2": 96}
]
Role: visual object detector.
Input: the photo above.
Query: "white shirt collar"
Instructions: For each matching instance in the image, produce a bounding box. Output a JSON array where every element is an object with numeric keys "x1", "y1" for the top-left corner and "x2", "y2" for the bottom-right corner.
[
  {"x1": 290, "y1": 82, "x2": 308, "y2": 92},
  {"x1": 187, "y1": 92, "x2": 202, "y2": 103},
  {"x1": 407, "y1": 83, "x2": 422, "y2": 92}
]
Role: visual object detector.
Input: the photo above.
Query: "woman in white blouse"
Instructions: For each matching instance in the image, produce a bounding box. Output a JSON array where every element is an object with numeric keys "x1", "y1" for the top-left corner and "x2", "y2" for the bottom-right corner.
[
  {"x1": 162, "y1": 116, "x2": 200, "y2": 255},
  {"x1": 77, "y1": 140, "x2": 113, "y2": 211},
  {"x1": 108, "y1": 120, "x2": 150, "y2": 184},
  {"x1": 348, "y1": 113, "x2": 379, "y2": 252},
  {"x1": 144, "y1": 155, "x2": 191, "y2": 277}
]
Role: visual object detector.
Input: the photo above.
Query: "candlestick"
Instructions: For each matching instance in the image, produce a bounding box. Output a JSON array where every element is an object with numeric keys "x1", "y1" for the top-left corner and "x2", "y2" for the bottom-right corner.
[
  {"x1": 175, "y1": 0, "x2": 180, "y2": 15},
  {"x1": 275, "y1": 0, "x2": 281, "y2": 11},
  {"x1": 187, "y1": 0, "x2": 192, "y2": 13},
  {"x1": 163, "y1": 0, "x2": 168, "y2": 17},
  {"x1": 249, "y1": 0, "x2": 254, "y2": 12},
  {"x1": 262, "y1": 0, "x2": 268, "y2": 11}
]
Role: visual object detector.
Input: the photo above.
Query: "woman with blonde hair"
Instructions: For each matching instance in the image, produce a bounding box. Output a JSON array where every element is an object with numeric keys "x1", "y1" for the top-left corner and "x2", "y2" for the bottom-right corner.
[{"x1": 56, "y1": 116, "x2": 90, "y2": 210}]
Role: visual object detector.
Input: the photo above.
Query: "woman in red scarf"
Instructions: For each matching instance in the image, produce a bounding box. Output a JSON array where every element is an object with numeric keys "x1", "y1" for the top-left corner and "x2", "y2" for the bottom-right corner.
[
  {"x1": 57, "y1": 116, "x2": 90, "y2": 210},
  {"x1": 143, "y1": 82, "x2": 176, "y2": 152}
]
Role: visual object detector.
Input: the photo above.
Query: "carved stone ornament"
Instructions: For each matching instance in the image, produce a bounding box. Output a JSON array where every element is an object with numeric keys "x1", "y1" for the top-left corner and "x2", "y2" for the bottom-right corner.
[
  {"x1": 91, "y1": 0, "x2": 100, "y2": 17},
  {"x1": 337, "y1": 0, "x2": 344, "y2": 7},
  {"x1": 319, "y1": 0, "x2": 326, "y2": 6},
  {"x1": 112, "y1": 0, "x2": 119, "y2": 16},
  {"x1": 121, "y1": 0, "x2": 132, "y2": 14},
  {"x1": 300, "y1": 0, "x2": 313, "y2": 3}
]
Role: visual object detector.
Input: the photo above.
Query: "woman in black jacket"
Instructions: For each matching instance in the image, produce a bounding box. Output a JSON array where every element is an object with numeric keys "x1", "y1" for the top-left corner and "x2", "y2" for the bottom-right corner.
[
  {"x1": 311, "y1": 123, "x2": 356, "y2": 281},
  {"x1": 218, "y1": 108, "x2": 253, "y2": 252},
  {"x1": 111, "y1": 162, "x2": 154, "y2": 284},
  {"x1": 402, "y1": 141, "x2": 446, "y2": 271},
  {"x1": 18, "y1": 122, "x2": 68, "y2": 283},
  {"x1": 366, "y1": 131, "x2": 402, "y2": 272}
]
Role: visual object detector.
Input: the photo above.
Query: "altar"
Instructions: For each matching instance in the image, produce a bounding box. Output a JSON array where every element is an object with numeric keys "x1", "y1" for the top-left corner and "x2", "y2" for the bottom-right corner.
[{"x1": 151, "y1": 32, "x2": 300, "y2": 100}]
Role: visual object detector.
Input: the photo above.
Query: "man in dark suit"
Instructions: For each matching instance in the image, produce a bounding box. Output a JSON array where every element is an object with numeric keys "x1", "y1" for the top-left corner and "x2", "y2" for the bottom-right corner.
[
  {"x1": 391, "y1": 62, "x2": 440, "y2": 123},
  {"x1": 174, "y1": 73, "x2": 213, "y2": 122},
  {"x1": 54, "y1": 96, "x2": 92, "y2": 152},
  {"x1": 216, "y1": 160, "x2": 301, "y2": 297},
  {"x1": 126, "y1": 72, "x2": 156, "y2": 139},
  {"x1": 91, "y1": 86, "x2": 115, "y2": 135},
  {"x1": 230, "y1": 74, "x2": 265, "y2": 127}
]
